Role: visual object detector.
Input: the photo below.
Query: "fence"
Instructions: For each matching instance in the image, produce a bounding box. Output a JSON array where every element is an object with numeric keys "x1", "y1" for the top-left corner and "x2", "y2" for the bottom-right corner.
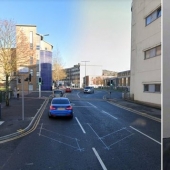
[{"x1": 0, "y1": 91, "x2": 13, "y2": 102}]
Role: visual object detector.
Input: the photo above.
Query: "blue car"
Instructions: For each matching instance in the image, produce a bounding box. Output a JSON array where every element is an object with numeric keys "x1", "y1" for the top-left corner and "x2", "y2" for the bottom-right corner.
[{"x1": 49, "y1": 97, "x2": 73, "y2": 119}]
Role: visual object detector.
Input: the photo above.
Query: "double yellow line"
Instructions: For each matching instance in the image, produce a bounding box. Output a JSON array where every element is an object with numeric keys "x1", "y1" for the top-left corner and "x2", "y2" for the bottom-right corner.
[{"x1": 0, "y1": 98, "x2": 49, "y2": 144}]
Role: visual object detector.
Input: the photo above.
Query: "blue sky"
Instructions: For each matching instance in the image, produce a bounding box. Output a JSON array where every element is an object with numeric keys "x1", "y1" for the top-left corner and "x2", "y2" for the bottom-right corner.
[{"x1": 0, "y1": 0, "x2": 132, "y2": 72}]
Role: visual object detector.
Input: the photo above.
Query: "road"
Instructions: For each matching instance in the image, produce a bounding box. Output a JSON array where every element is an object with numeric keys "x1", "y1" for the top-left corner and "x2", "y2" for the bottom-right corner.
[{"x1": 0, "y1": 89, "x2": 161, "y2": 170}]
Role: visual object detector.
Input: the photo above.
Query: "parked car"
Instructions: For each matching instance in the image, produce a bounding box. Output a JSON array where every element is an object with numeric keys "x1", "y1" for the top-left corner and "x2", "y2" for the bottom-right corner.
[
  {"x1": 84, "y1": 86, "x2": 94, "y2": 94},
  {"x1": 65, "y1": 87, "x2": 72, "y2": 93},
  {"x1": 53, "y1": 90, "x2": 64, "y2": 98},
  {"x1": 48, "y1": 97, "x2": 73, "y2": 119}
]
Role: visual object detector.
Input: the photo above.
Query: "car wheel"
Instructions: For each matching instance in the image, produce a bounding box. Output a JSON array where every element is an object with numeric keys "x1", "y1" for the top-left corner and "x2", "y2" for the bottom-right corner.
[{"x1": 70, "y1": 114, "x2": 73, "y2": 119}]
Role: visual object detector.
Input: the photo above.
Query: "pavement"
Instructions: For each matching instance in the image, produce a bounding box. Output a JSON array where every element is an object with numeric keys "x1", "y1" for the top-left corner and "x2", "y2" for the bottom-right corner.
[
  {"x1": 0, "y1": 92, "x2": 48, "y2": 139},
  {"x1": 0, "y1": 90, "x2": 161, "y2": 142}
]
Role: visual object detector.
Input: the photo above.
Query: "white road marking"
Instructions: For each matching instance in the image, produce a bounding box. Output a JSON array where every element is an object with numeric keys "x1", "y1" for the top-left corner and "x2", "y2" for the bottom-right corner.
[
  {"x1": 100, "y1": 127, "x2": 126, "y2": 139},
  {"x1": 92, "y1": 148, "x2": 107, "y2": 170},
  {"x1": 87, "y1": 102, "x2": 97, "y2": 108},
  {"x1": 102, "y1": 110, "x2": 118, "y2": 120},
  {"x1": 107, "y1": 101, "x2": 160, "y2": 123},
  {"x1": 75, "y1": 117, "x2": 86, "y2": 134},
  {"x1": 0, "y1": 121, "x2": 4, "y2": 125},
  {"x1": 77, "y1": 92, "x2": 80, "y2": 98},
  {"x1": 87, "y1": 123, "x2": 109, "y2": 149},
  {"x1": 130, "y1": 126, "x2": 161, "y2": 145}
]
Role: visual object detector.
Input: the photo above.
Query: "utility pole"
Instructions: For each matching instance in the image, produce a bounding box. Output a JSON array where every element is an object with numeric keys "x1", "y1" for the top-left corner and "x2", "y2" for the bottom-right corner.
[{"x1": 81, "y1": 61, "x2": 90, "y2": 87}]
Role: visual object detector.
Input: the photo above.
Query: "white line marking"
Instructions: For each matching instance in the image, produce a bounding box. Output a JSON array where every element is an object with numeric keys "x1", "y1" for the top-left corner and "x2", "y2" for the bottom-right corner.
[
  {"x1": 87, "y1": 102, "x2": 97, "y2": 108},
  {"x1": 130, "y1": 126, "x2": 161, "y2": 145},
  {"x1": 107, "y1": 101, "x2": 160, "y2": 123},
  {"x1": 92, "y1": 148, "x2": 107, "y2": 170},
  {"x1": 77, "y1": 92, "x2": 80, "y2": 98},
  {"x1": 40, "y1": 134, "x2": 78, "y2": 149},
  {"x1": 108, "y1": 133, "x2": 134, "y2": 148},
  {"x1": 0, "y1": 121, "x2": 4, "y2": 125},
  {"x1": 75, "y1": 117, "x2": 86, "y2": 134},
  {"x1": 102, "y1": 110, "x2": 118, "y2": 119},
  {"x1": 87, "y1": 123, "x2": 109, "y2": 149},
  {"x1": 100, "y1": 127, "x2": 126, "y2": 138}
]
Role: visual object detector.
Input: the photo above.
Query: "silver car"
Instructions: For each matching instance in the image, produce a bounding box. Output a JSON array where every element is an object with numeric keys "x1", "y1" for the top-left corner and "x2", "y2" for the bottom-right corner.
[{"x1": 84, "y1": 86, "x2": 94, "y2": 94}]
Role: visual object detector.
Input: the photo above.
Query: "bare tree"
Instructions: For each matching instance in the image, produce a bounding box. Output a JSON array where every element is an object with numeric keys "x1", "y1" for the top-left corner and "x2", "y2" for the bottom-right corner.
[
  {"x1": 0, "y1": 19, "x2": 35, "y2": 106},
  {"x1": 92, "y1": 76, "x2": 104, "y2": 86},
  {"x1": 52, "y1": 49, "x2": 66, "y2": 83}
]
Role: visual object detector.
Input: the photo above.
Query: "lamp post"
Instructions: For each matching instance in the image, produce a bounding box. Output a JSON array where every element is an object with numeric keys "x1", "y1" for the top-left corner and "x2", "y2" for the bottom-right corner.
[
  {"x1": 39, "y1": 34, "x2": 49, "y2": 98},
  {"x1": 81, "y1": 61, "x2": 90, "y2": 87}
]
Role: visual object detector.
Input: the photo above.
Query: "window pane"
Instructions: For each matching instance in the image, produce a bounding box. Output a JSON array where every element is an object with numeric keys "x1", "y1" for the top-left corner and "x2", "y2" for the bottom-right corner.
[
  {"x1": 144, "y1": 84, "x2": 148, "y2": 91},
  {"x1": 151, "y1": 11, "x2": 157, "y2": 22},
  {"x1": 157, "y1": 8, "x2": 161, "y2": 18},
  {"x1": 149, "y1": 84, "x2": 155, "y2": 92},
  {"x1": 145, "y1": 50, "x2": 150, "y2": 59},
  {"x1": 146, "y1": 16, "x2": 151, "y2": 25},
  {"x1": 156, "y1": 45, "x2": 161, "y2": 56},
  {"x1": 155, "y1": 84, "x2": 161, "y2": 92},
  {"x1": 30, "y1": 56, "x2": 33, "y2": 65},
  {"x1": 150, "y1": 48, "x2": 156, "y2": 58}
]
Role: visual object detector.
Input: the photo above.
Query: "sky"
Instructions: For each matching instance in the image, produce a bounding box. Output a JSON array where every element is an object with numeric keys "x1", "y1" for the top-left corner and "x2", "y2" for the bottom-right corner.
[{"x1": 0, "y1": 0, "x2": 132, "y2": 72}]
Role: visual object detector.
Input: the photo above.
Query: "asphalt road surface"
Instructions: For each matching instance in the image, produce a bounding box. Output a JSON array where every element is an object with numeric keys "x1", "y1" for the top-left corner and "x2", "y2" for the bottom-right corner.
[{"x1": 0, "y1": 89, "x2": 161, "y2": 170}]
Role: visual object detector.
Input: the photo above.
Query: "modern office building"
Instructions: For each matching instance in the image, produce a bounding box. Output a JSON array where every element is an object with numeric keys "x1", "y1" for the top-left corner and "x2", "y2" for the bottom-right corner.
[
  {"x1": 15, "y1": 25, "x2": 53, "y2": 91},
  {"x1": 63, "y1": 63, "x2": 102, "y2": 88},
  {"x1": 130, "y1": 0, "x2": 161, "y2": 108}
]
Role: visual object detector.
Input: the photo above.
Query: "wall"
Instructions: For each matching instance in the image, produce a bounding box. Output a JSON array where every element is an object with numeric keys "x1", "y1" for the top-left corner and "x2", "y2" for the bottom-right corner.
[{"x1": 130, "y1": 0, "x2": 161, "y2": 106}]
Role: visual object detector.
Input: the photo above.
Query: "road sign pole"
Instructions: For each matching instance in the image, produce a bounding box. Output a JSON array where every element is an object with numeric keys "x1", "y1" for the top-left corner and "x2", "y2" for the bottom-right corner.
[{"x1": 21, "y1": 75, "x2": 24, "y2": 121}]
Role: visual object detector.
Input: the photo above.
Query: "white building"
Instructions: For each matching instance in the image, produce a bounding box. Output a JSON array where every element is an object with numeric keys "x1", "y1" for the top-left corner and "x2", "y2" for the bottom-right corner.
[
  {"x1": 130, "y1": 0, "x2": 161, "y2": 108},
  {"x1": 163, "y1": 0, "x2": 170, "y2": 138}
]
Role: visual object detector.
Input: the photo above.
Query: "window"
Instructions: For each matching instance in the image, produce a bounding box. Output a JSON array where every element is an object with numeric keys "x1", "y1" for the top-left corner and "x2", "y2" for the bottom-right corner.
[
  {"x1": 144, "y1": 84, "x2": 161, "y2": 93},
  {"x1": 146, "y1": 7, "x2": 161, "y2": 26},
  {"x1": 30, "y1": 69, "x2": 33, "y2": 76},
  {"x1": 144, "y1": 84, "x2": 149, "y2": 92},
  {"x1": 145, "y1": 45, "x2": 161, "y2": 59},
  {"x1": 30, "y1": 56, "x2": 33, "y2": 65},
  {"x1": 30, "y1": 31, "x2": 33, "y2": 49},
  {"x1": 155, "y1": 84, "x2": 161, "y2": 92}
]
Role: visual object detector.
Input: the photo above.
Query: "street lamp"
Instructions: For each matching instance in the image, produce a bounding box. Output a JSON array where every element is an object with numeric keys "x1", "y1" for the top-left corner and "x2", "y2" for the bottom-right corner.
[
  {"x1": 81, "y1": 61, "x2": 90, "y2": 87},
  {"x1": 39, "y1": 34, "x2": 49, "y2": 98}
]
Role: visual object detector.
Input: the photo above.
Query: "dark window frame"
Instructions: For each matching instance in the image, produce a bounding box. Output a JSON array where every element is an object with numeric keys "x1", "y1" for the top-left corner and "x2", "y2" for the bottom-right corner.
[
  {"x1": 144, "y1": 45, "x2": 161, "y2": 59},
  {"x1": 145, "y1": 7, "x2": 161, "y2": 26},
  {"x1": 143, "y1": 84, "x2": 161, "y2": 93}
]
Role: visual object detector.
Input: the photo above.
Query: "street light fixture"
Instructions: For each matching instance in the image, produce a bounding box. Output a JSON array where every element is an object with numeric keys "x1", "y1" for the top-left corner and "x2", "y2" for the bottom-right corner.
[
  {"x1": 39, "y1": 34, "x2": 49, "y2": 98},
  {"x1": 81, "y1": 61, "x2": 90, "y2": 87}
]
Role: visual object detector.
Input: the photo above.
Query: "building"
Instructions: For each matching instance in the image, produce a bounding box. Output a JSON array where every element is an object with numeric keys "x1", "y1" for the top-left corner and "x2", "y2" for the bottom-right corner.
[
  {"x1": 117, "y1": 70, "x2": 130, "y2": 90},
  {"x1": 130, "y1": 1, "x2": 161, "y2": 108},
  {"x1": 163, "y1": 0, "x2": 170, "y2": 138},
  {"x1": 15, "y1": 25, "x2": 53, "y2": 91},
  {"x1": 63, "y1": 64, "x2": 80, "y2": 88},
  {"x1": 63, "y1": 63, "x2": 102, "y2": 88}
]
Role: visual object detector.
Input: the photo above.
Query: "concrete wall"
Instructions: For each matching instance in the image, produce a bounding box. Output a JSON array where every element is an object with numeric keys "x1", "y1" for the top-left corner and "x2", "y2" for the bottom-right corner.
[
  {"x1": 130, "y1": 0, "x2": 161, "y2": 107},
  {"x1": 163, "y1": 0, "x2": 170, "y2": 138}
]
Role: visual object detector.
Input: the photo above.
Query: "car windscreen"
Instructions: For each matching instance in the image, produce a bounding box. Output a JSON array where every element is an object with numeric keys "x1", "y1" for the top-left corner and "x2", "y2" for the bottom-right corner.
[
  {"x1": 85, "y1": 87, "x2": 91, "y2": 89},
  {"x1": 54, "y1": 91, "x2": 62, "y2": 94},
  {"x1": 52, "y1": 99, "x2": 69, "y2": 104}
]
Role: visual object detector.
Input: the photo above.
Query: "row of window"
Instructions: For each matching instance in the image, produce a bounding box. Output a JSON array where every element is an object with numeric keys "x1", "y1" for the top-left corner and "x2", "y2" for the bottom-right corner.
[
  {"x1": 144, "y1": 84, "x2": 161, "y2": 93},
  {"x1": 146, "y1": 7, "x2": 161, "y2": 26}
]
